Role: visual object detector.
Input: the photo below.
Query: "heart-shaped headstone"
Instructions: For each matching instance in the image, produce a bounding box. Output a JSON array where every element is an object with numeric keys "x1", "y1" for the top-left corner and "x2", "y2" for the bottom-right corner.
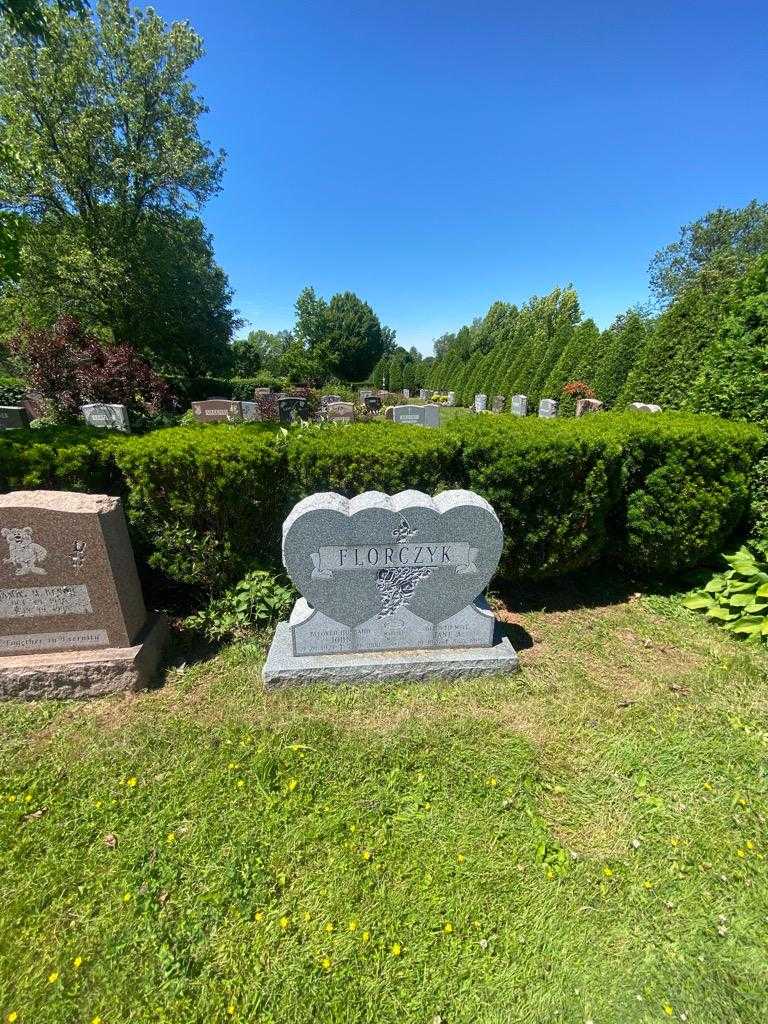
[{"x1": 282, "y1": 489, "x2": 503, "y2": 630}]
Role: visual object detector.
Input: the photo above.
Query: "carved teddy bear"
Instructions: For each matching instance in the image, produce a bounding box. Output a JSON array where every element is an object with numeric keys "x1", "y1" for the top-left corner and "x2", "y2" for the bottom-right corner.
[{"x1": 1, "y1": 526, "x2": 48, "y2": 576}]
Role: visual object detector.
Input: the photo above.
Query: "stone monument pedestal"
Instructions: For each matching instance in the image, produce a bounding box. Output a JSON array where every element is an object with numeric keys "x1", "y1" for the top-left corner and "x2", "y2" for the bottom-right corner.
[
  {"x1": 0, "y1": 612, "x2": 167, "y2": 700},
  {"x1": 263, "y1": 621, "x2": 517, "y2": 688}
]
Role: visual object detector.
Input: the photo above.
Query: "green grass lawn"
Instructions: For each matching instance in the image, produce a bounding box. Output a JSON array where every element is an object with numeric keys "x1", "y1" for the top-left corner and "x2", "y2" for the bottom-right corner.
[{"x1": 2, "y1": 579, "x2": 768, "y2": 1023}]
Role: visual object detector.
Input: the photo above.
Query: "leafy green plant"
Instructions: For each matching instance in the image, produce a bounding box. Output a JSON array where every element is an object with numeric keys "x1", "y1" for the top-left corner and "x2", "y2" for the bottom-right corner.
[
  {"x1": 185, "y1": 570, "x2": 295, "y2": 641},
  {"x1": 682, "y1": 543, "x2": 768, "y2": 641}
]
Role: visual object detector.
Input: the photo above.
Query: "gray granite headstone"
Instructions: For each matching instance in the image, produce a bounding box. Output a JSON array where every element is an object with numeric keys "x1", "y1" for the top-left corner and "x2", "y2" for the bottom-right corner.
[
  {"x1": 392, "y1": 404, "x2": 440, "y2": 428},
  {"x1": 263, "y1": 489, "x2": 519, "y2": 686},
  {"x1": 575, "y1": 398, "x2": 604, "y2": 417},
  {"x1": 278, "y1": 397, "x2": 310, "y2": 424},
  {"x1": 240, "y1": 401, "x2": 258, "y2": 421},
  {"x1": 326, "y1": 401, "x2": 355, "y2": 422},
  {"x1": 81, "y1": 403, "x2": 131, "y2": 432},
  {"x1": 538, "y1": 398, "x2": 558, "y2": 419},
  {"x1": 628, "y1": 402, "x2": 662, "y2": 413},
  {"x1": 511, "y1": 394, "x2": 528, "y2": 417},
  {"x1": 359, "y1": 389, "x2": 374, "y2": 403},
  {"x1": 0, "y1": 406, "x2": 29, "y2": 430},
  {"x1": 402, "y1": 389, "x2": 410, "y2": 399},
  {"x1": 474, "y1": 394, "x2": 487, "y2": 413},
  {"x1": 446, "y1": 392, "x2": 456, "y2": 407},
  {"x1": 419, "y1": 389, "x2": 429, "y2": 401},
  {"x1": 492, "y1": 395, "x2": 505, "y2": 413}
]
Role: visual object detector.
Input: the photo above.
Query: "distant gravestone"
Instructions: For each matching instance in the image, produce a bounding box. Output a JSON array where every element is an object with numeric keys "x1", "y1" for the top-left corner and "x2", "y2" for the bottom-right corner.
[
  {"x1": 511, "y1": 394, "x2": 528, "y2": 417},
  {"x1": 538, "y1": 399, "x2": 558, "y2": 419},
  {"x1": 392, "y1": 404, "x2": 440, "y2": 428},
  {"x1": 0, "y1": 490, "x2": 166, "y2": 698},
  {"x1": 278, "y1": 396, "x2": 310, "y2": 424},
  {"x1": 240, "y1": 401, "x2": 258, "y2": 421},
  {"x1": 492, "y1": 395, "x2": 505, "y2": 413},
  {"x1": 253, "y1": 387, "x2": 271, "y2": 397},
  {"x1": 320, "y1": 394, "x2": 342, "y2": 408},
  {"x1": 326, "y1": 401, "x2": 355, "y2": 422},
  {"x1": 191, "y1": 399, "x2": 233, "y2": 424},
  {"x1": 81, "y1": 403, "x2": 131, "y2": 432},
  {"x1": 358, "y1": 389, "x2": 374, "y2": 403},
  {"x1": 474, "y1": 394, "x2": 487, "y2": 413},
  {"x1": 262, "y1": 488, "x2": 518, "y2": 686},
  {"x1": 384, "y1": 406, "x2": 395, "y2": 420},
  {"x1": 402, "y1": 389, "x2": 410, "y2": 399},
  {"x1": 0, "y1": 406, "x2": 29, "y2": 430},
  {"x1": 629, "y1": 402, "x2": 662, "y2": 413},
  {"x1": 575, "y1": 398, "x2": 604, "y2": 417},
  {"x1": 364, "y1": 395, "x2": 382, "y2": 413},
  {"x1": 446, "y1": 391, "x2": 456, "y2": 407},
  {"x1": 419, "y1": 389, "x2": 429, "y2": 401}
]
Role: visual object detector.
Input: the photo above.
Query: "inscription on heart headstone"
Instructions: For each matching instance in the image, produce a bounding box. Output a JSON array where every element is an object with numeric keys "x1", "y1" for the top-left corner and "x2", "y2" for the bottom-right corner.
[{"x1": 280, "y1": 489, "x2": 504, "y2": 656}]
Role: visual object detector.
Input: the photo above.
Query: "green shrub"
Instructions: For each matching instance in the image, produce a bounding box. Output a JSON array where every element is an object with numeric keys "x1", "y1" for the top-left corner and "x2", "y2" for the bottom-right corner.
[
  {"x1": 585, "y1": 413, "x2": 761, "y2": 575},
  {"x1": 683, "y1": 542, "x2": 768, "y2": 643},
  {"x1": 111, "y1": 424, "x2": 288, "y2": 593},
  {"x1": 184, "y1": 570, "x2": 295, "y2": 641},
  {"x1": 0, "y1": 425, "x2": 121, "y2": 492},
  {"x1": 0, "y1": 374, "x2": 26, "y2": 406},
  {"x1": 447, "y1": 415, "x2": 620, "y2": 579}
]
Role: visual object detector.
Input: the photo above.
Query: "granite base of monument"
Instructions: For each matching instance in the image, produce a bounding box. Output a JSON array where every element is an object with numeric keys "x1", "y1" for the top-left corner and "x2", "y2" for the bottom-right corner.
[
  {"x1": 263, "y1": 621, "x2": 518, "y2": 688},
  {"x1": 0, "y1": 611, "x2": 167, "y2": 700}
]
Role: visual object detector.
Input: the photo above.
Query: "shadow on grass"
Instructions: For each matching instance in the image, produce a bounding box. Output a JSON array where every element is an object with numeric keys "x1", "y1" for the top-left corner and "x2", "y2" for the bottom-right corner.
[{"x1": 494, "y1": 563, "x2": 714, "y2": 617}]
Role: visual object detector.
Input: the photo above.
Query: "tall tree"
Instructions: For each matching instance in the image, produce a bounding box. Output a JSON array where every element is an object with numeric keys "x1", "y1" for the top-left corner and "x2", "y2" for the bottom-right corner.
[
  {"x1": 0, "y1": 0, "x2": 233, "y2": 371},
  {"x1": 649, "y1": 201, "x2": 768, "y2": 305}
]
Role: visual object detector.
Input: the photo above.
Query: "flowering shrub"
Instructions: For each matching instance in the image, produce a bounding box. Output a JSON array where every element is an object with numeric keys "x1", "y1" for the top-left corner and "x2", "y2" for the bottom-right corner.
[{"x1": 9, "y1": 316, "x2": 172, "y2": 421}]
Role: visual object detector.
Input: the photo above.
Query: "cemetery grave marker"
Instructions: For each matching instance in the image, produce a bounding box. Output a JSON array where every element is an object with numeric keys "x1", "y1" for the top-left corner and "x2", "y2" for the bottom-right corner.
[
  {"x1": 0, "y1": 406, "x2": 29, "y2": 430},
  {"x1": 492, "y1": 395, "x2": 505, "y2": 413},
  {"x1": 474, "y1": 394, "x2": 487, "y2": 413},
  {"x1": 419, "y1": 389, "x2": 429, "y2": 401},
  {"x1": 191, "y1": 398, "x2": 234, "y2": 423},
  {"x1": 364, "y1": 395, "x2": 382, "y2": 412},
  {"x1": 446, "y1": 392, "x2": 456, "y2": 407},
  {"x1": 538, "y1": 398, "x2": 558, "y2": 418},
  {"x1": 575, "y1": 398, "x2": 604, "y2": 416},
  {"x1": 392, "y1": 404, "x2": 440, "y2": 428},
  {"x1": 0, "y1": 491, "x2": 166, "y2": 699},
  {"x1": 81, "y1": 403, "x2": 131, "y2": 432},
  {"x1": 325, "y1": 401, "x2": 355, "y2": 422},
  {"x1": 511, "y1": 394, "x2": 528, "y2": 417},
  {"x1": 629, "y1": 402, "x2": 662, "y2": 413},
  {"x1": 263, "y1": 488, "x2": 518, "y2": 686},
  {"x1": 278, "y1": 396, "x2": 310, "y2": 424},
  {"x1": 402, "y1": 389, "x2": 410, "y2": 398}
]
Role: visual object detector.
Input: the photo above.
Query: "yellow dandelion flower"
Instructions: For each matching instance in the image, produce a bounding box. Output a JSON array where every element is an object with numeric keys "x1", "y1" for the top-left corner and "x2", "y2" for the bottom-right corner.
[
  {"x1": 642, "y1": 880, "x2": 653, "y2": 890},
  {"x1": 361, "y1": 850, "x2": 372, "y2": 861},
  {"x1": 227, "y1": 1005, "x2": 235, "y2": 1016},
  {"x1": 254, "y1": 912, "x2": 264, "y2": 922},
  {"x1": 48, "y1": 971, "x2": 59, "y2": 983},
  {"x1": 95, "y1": 800, "x2": 102, "y2": 808},
  {"x1": 92, "y1": 1017, "x2": 102, "y2": 1024},
  {"x1": 738, "y1": 797, "x2": 747, "y2": 807},
  {"x1": 390, "y1": 943, "x2": 401, "y2": 956},
  {"x1": 228, "y1": 762, "x2": 236, "y2": 769},
  {"x1": 348, "y1": 919, "x2": 358, "y2": 931},
  {"x1": 7, "y1": 1012, "x2": 18, "y2": 1022},
  {"x1": 324, "y1": 922, "x2": 334, "y2": 933},
  {"x1": 287, "y1": 778, "x2": 298, "y2": 792},
  {"x1": 166, "y1": 832, "x2": 176, "y2": 844},
  {"x1": 443, "y1": 922, "x2": 453, "y2": 933},
  {"x1": 349, "y1": 824, "x2": 357, "y2": 833},
  {"x1": 746, "y1": 840, "x2": 755, "y2": 850},
  {"x1": 703, "y1": 782, "x2": 713, "y2": 791},
  {"x1": 122, "y1": 892, "x2": 132, "y2": 903},
  {"x1": 362, "y1": 930, "x2": 371, "y2": 942},
  {"x1": 486, "y1": 777, "x2": 498, "y2": 787},
  {"x1": 603, "y1": 866, "x2": 614, "y2": 877},
  {"x1": 24, "y1": 794, "x2": 32, "y2": 803},
  {"x1": 127, "y1": 777, "x2": 137, "y2": 788},
  {"x1": 457, "y1": 853, "x2": 466, "y2": 863},
  {"x1": 737, "y1": 849, "x2": 746, "y2": 858},
  {"x1": 321, "y1": 956, "x2": 332, "y2": 971},
  {"x1": 279, "y1": 916, "x2": 290, "y2": 929},
  {"x1": 73, "y1": 956, "x2": 82, "y2": 969},
  {"x1": 236, "y1": 779, "x2": 245, "y2": 788},
  {"x1": 663, "y1": 1004, "x2": 673, "y2": 1016},
  {"x1": 303, "y1": 911, "x2": 311, "y2": 922}
]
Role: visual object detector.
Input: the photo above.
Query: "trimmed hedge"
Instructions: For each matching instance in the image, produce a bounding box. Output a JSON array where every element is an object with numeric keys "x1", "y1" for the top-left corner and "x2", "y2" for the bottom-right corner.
[{"x1": 0, "y1": 414, "x2": 761, "y2": 604}]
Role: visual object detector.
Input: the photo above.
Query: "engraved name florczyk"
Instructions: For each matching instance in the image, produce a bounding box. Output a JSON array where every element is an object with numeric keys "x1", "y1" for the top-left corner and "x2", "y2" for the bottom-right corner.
[
  {"x1": 0, "y1": 584, "x2": 93, "y2": 619},
  {"x1": 310, "y1": 542, "x2": 478, "y2": 580}
]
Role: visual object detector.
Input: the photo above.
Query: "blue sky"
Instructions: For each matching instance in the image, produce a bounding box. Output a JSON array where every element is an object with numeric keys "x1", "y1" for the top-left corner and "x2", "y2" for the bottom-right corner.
[{"x1": 143, "y1": 0, "x2": 767, "y2": 353}]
